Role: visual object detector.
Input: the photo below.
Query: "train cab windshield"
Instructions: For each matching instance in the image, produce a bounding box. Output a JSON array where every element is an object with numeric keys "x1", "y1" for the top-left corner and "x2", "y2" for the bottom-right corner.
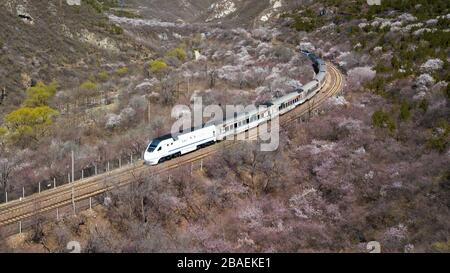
[{"x1": 147, "y1": 140, "x2": 161, "y2": 152}]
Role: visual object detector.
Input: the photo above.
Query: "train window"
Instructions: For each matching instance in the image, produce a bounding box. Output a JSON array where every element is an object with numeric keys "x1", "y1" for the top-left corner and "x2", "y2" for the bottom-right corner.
[
  {"x1": 157, "y1": 147, "x2": 162, "y2": 151},
  {"x1": 246, "y1": 118, "x2": 249, "y2": 124},
  {"x1": 234, "y1": 123, "x2": 237, "y2": 128}
]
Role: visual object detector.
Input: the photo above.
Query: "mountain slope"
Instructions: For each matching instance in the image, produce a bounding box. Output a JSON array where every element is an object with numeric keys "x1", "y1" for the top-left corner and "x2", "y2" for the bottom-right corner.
[{"x1": 0, "y1": 0, "x2": 135, "y2": 115}]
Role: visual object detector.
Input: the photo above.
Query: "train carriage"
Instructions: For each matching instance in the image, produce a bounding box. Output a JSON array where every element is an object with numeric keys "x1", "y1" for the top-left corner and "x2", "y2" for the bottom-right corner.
[
  {"x1": 273, "y1": 92, "x2": 303, "y2": 116},
  {"x1": 144, "y1": 125, "x2": 217, "y2": 165},
  {"x1": 217, "y1": 106, "x2": 272, "y2": 140}
]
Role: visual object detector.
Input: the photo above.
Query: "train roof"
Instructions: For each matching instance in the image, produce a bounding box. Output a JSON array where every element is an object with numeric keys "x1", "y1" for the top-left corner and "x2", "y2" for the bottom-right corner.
[
  {"x1": 302, "y1": 80, "x2": 319, "y2": 90},
  {"x1": 272, "y1": 92, "x2": 300, "y2": 105},
  {"x1": 153, "y1": 124, "x2": 216, "y2": 141},
  {"x1": 218, "y1": 105, "x2": 271, "y2": 125},
  {"x1": 314, "y1": 72, "x2": 326, "y2": 81},
  {"x1": 152, "y1": 133, "x2": 174, "y2": 142}
]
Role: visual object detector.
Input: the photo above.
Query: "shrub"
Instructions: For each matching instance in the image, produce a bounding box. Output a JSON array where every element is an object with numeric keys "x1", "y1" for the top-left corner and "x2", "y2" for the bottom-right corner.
[
  {"x1": 366, "y1": 76, "x2": 387, "y2": 96},
  {"x1": 98, "y1": 71, "x2": 109, "y2": 81},
  {"x1": 165, "y1": 47, "x2": 187, "y2": 62},
  {"x1": 4, "y1": 106, "x2": 59, "y2": 144},
  {"x1": 111, "y1": 9, "x2": 141, "y2": 18},
  {"x1": 82, "y1": 0, "x2": 103, "y2": 13},
  {"x1": 418, "y1": 99, "x2": 428, "y2": 113},
  {"x1": 374, "y1": 62, "x2": 391, "y2": 74},
  {"x1": 80, "y1": 80, "x2": 98, "y2": 90},
  {"x1": 372, "y1": 110, "x2": 396, "y2": 133},
  {"x1": 432, "y1": 241, "x2": 450, "y2": 252},
  {"x1": 445, "y1": 82, "x2": 450, "y2": 99},
  {"x1": 149, "y1": 59, "x2": 168, "y2": 74},
  {"x1": 427, "y1": 120, "x2": 449, "y2": 152},
  {"x1": 109, "y1": 24, "x2": 123, "y2": 35},
  {"x1": 399, "y1": 101, "x2": 411, "y2": 121},
  {"x1": 24, "y1": 81, "x2": 58, "y2": 107},
  {"x1": 115, "y1": 67, "x2": 128, "y2": 76},
  {"x1": 0, "y1": 127, "x2": 6, "y2": 146}
]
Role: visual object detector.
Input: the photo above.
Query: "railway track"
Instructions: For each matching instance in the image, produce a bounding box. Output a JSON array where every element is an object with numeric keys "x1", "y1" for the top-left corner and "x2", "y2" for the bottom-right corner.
[{"x1": 0, "y1": 62, "x2": 344, "y2": 233}]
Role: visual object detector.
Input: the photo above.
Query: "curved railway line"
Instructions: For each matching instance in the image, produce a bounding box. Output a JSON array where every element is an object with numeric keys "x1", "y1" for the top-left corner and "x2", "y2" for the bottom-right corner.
[{"x1": 0, "y1": 62, "x2": 344, "y2": 235}]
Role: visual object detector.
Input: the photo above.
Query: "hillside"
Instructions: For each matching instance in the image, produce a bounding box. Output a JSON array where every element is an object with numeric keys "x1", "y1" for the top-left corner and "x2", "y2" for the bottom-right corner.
[
  {"x1": 116, "y1": 0, "x2": 301, "y2": 26},
  {"x1": 0, "y1": 0, "x2": 141, "y2": 116},
  {"x1": 0, "y1": 0, "x2": 449, "y2": 253}
]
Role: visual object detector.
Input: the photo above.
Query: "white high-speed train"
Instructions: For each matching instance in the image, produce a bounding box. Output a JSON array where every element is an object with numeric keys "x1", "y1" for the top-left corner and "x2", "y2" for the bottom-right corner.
[{"x1": 144, "y1": 51, "x2": 327, "y2": 165}]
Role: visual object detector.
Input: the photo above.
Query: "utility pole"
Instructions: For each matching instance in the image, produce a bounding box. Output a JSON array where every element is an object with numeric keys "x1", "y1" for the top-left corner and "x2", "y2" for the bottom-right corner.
[
  {"x1": 0, "y1": 87, "x2": 6, "y2": 105},
  {"x1": 71, "y1": 150, "x2": 75, "y2": 183},
  {"x1": 187, "y1": 77, "x2": 190, "y2": 93},
  {"x1": 147, "y1": 98, "x2": 151, "y2": 124},
  {"x1": 72, "y1": 186, "x2": 76, "y2": 215}
]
